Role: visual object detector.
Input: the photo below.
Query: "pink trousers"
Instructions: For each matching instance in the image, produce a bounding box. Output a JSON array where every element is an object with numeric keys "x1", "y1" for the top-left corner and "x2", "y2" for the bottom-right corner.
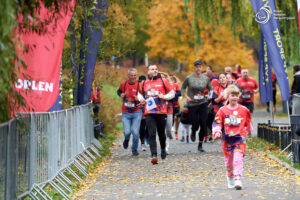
[{"x1": 224, "y1": 151, "x2": 243, "y2": 180}]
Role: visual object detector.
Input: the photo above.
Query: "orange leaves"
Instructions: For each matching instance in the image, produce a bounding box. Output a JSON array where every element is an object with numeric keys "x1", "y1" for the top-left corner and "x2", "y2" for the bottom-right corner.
[
  {"x1": 145, "y1": 0, "x2": 193, "y2": 61},
  {"x1": 145, "y1": 0, "x2": 255, "y2": 72},
  {"x1": 197, "y1": 25, "x2": 254, "y2": 71}
]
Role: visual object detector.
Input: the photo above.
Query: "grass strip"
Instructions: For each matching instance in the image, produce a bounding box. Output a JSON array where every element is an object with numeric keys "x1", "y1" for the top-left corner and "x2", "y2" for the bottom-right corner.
[{"x1": 248, "y1": 137, "x2": 300, "y2": 171}]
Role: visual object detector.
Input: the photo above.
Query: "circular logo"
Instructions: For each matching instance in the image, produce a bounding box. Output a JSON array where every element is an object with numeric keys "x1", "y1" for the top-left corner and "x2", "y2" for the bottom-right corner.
[
  {"x1": 255, "y1": 5, "x2": 272, "y2": 24},
  {"x1": 233, "y1": 111, "x2": 238, "y2": 115}
]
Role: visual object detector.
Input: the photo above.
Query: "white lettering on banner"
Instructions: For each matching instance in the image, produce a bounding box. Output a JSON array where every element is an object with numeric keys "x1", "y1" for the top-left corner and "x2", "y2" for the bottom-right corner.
[
  {"x1": 39, "y1": 82, "x2": 45, "y2": 91},
  {"x1": 32, "y1": 81, "x2": 38, "y2": 90},
  {"x1": 15, "y1": 79, "x2": 54, "y2": 92},
  {"x1": 273, "y1": 28, "x2": 288, "y2": 76}
]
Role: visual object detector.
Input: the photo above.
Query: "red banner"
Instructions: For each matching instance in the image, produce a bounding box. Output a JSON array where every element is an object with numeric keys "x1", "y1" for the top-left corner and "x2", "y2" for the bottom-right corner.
[
  {"x1": 298, "y1": 0, "x2": 300, "y2": 39},
  {"x1": 14, "y1": 0, "x2": 75, "y2": 113}
]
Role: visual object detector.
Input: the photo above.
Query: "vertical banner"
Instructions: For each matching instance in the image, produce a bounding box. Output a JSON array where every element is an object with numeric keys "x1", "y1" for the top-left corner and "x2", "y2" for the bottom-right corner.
[
  {"x1": 49, "y1": 67, "x2": 63, "y2": 111},
  {"x1": 77, "y1": 0, "x2": 108, "y2": 104},
  {"x1": 259, "y1": 33, "x2": 273, "y2": 104},
  {"x1": 251, "y1": 0, "x2": 290, "y2": 101},
  {"x1": 297, "y1": 0, "x2": 300, "y2": 39},
  {"x1": 14, "y1": 0, "x2": 76, "y2": 113}
]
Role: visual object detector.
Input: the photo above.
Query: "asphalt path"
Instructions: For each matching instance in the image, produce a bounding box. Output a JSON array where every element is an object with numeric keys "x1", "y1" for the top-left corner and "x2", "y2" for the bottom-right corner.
[{"x1": 74, "y1": 109, "x2": 300, "y2": 200}]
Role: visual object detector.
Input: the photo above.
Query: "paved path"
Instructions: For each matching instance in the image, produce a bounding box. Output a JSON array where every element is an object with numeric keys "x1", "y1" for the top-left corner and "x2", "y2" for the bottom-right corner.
[{"x1": 74, "y1": 110, "x2": 300, "y2": 200}]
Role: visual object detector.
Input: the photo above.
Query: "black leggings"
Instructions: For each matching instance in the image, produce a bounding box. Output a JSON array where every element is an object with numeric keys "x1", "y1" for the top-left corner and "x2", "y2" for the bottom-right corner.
[
  {"x1": 188, "y1": 103, "x2": 208, "y2": 142},
  {"x1": 139, "y1": 118, "x2": 148, "y2": 144},
  {"x1": 146, "y1": 114, "x2": 167, "y2": 156},
  {"x1": 207, "y1": 108, "x2": 216, "y2": 134}
]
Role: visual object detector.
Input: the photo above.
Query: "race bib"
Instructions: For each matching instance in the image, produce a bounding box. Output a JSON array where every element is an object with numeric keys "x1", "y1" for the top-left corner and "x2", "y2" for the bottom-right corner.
[
  {"x1": 225, "y1": 117, "x2": 242, "y2": 126},
  {"x1": 147, "y1": 90, "x2": 159, "y2": 97},
  {"x1": 124, "y1": 102, "x2": 135, "y2": 108},
  {"x1": 194, "y1": 94, "x2": 204, "y2": 100},
  {"x1": 242, "y1": 94, "x2": 251, "y2": 99},
  {"x1": 146, "y1": 97, "x2": 156, "y2": 110}
]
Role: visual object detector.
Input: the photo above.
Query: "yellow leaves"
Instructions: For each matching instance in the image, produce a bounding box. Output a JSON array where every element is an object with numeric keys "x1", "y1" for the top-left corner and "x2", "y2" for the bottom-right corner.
[
  {"x1": 145, "y1": 0, "x2": 255, "y2": 72},
  {"x1": 102, "y1": 3, "x2": 136, "y2": 57},
  {"x1": 195, "y1": 25, "x2": 254, "y2": 72},
  {"x1": 145, "y1": 0, "x2": 193, "y2": 61}
]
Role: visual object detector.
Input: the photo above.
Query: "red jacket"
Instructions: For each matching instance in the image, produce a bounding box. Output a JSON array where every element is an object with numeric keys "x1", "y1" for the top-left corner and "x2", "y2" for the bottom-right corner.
[
  {"x1": 236, "y1": 77, "x2": 258, "y2": 103},
  {"x1": 213, "y1": 104, "x2": 252, "y2": 156},
  {"x1": 119, "y1": 80, "x2": 142, "y2": 113},
  {"x1": 90, "y1": 86, "x2": 101, "y2": 104},
  {"x1": 142, "y1": 75, "x2": 173, "y2": 115}
]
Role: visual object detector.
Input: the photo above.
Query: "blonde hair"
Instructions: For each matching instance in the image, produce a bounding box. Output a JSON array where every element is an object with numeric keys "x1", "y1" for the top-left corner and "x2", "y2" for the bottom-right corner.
[
  {"x1": 159, "y1": 71, "x2": 169, "y2": 79},
  {"x1": 169, "y1": 74, "x2": 180, "y2": 84},
  {"x1": 224, "y1": 84, "x2": 241, "y2": 104}
]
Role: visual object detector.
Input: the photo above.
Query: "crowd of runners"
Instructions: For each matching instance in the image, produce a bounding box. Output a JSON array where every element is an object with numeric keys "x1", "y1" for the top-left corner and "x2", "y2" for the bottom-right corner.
[{"x1": 117, "y1": 61, "x2": 259, "y2": 190}]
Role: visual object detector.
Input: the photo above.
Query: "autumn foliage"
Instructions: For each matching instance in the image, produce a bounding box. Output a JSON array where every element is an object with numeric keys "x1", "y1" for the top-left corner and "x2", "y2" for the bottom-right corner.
[{"x1": 145, "y1": 0, "x2": 255, "y2": 73}]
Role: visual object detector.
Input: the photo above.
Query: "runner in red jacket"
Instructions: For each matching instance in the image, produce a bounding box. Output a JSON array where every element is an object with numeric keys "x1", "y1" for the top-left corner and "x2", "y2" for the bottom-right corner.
[
  {"x1": 117, "y1": 68, "x2": 142, "y2": 156},
  {"x1": 138, "y1": 65, "x2": 174, "y2": 164},
  {"x1": 235, "y1": 69, "x2": 259, "y2": 113}
]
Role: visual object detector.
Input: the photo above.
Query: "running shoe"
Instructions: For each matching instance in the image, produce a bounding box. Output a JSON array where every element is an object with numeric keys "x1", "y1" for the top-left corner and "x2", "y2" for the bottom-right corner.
[
  {"x1": 132, "y1": 151, "x2": 139, "y2": 156},
  {"x1": 141, "y1": 144, "x2": 146, "y2": 151},
  {"x1": 198, "y1": 142, "x2": 205, "y2": 152},
  {"x1": 167, "y1": 132, "x2": 173, "y2": 139},
  {"x1": 180, "y1": 136, "x2": 185, "y2": 142},
  {"x1": 174, "y1": 132, "x2": 179, "y2": 140},
  {"x1": 166, "y1": 141, "x2": 169, "y2": 153},
  {"x1": 123, "y1": 139, "x2": 129, "y2": 149},
  {"x1": 151, "y1": 155, "x2": 158, "y2": 165},
  {"x1": 227, "y1": 176, "x2": 235, "y2": 189},
  {"x1": 234, "y1": 180, "x2": 242, "y2": 190}
]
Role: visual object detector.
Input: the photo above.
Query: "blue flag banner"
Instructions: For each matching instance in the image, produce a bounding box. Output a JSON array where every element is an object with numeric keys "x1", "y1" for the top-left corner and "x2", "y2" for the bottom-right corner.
[
  {"x1": 49, "y1": 67, "x2": 63, "y2": 111},
  {"x1": 77, "y1": 0, "x2": 108, "y2": 104},
  {"x1": 251, "y1": 0, "x2": 290, "y2": 101},
  {"x1": 259, "y1": 33, "x2": 273, "y2": 104}
]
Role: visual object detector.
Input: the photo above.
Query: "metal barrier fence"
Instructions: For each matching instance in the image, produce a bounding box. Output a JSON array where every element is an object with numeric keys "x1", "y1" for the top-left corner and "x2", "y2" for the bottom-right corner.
[
  {"x1": 0, "y1": 104, "x2": 102, "y2": 200},
  {"x1": 257, "y1": 123, "x2": 291, "y2": 152}
]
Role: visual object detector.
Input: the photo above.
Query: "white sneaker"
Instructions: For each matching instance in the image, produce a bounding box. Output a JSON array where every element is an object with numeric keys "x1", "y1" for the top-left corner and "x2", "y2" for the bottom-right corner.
[
  {"x1": 141, "y1": 144, "x2": 146, "y2": 151},
  {"x1": 227, "y1": 177, "x2": 235, "y2": 189},
  {"x1": 234, "y1": 180, "x2": 242, "y2": 190},
  {"x1": 165, "y1": 141, "x2": 169, "y2": 153}
]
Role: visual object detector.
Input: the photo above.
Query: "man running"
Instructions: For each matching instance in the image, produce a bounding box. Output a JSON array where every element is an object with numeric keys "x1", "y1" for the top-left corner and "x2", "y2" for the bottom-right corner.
[
  {"x1": 225, "y1": 66, "x2": 239, "y2": 83},
  {"x1": 117, "y1": 68, "x2": 142, "y2": 156},
  {"x1": 235, "y1": 69, "x2": 258, "y2": 113},
  {"x1": 181, "y1": 60, "x2": 213, "y2": 152},
  {"x1": 138, "y1": 65, "x2": 175, "y2": 165}
]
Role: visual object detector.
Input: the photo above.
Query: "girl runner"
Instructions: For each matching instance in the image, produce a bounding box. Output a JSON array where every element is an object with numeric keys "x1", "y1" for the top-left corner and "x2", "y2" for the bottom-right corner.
[{"x1": 212, "y1": 84, "x2": 252, "y2": 190}]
